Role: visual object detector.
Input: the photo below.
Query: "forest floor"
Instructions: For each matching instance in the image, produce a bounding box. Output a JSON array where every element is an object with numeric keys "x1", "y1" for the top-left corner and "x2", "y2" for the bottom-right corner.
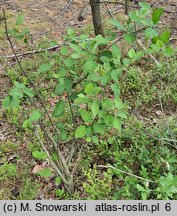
[{"x1": 0, "y1": 0, "x2": 177, "y2": 199}]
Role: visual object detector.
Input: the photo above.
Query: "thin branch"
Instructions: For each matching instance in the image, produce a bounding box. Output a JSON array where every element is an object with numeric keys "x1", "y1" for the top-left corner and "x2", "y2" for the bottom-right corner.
[
  {"x1": 4, "y1": 44, "x2": 62, "y2": 59},
  {"x1": 2, "y1": 9, "x2": 60, "y2": 138},
  {"x1": 51, "y1": 0, "x2": 73, "y2": 20},
  {"x1": 34, "y1": 129, "x2": 69, "y2": 185},
  {"x1": 137, "y1": 39, "x2": 161, "y2": 67},
  {"x1": 97, "y1": 165, "x2": 156, "y2": 183}
]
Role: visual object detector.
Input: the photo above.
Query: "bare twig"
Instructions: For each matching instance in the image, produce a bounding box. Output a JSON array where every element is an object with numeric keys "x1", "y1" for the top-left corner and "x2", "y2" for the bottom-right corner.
[
  {"x1": 97, "y1": 165, "x2": 156, "y2": 183},
  {"x1": 34, "y1": 129, "x2": 71, "y2": 187},
  {"x1": 4, "y1": 44, "x2": 62, "y2": 59},
  {"x1": 52, "y1": 0, "x2": 73, "y2": 20}
]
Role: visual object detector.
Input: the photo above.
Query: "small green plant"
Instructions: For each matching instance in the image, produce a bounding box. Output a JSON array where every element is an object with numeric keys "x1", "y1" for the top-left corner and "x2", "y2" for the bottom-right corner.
[{"x1": 83, "y1": 166, "x2": 113, "y2": 199}]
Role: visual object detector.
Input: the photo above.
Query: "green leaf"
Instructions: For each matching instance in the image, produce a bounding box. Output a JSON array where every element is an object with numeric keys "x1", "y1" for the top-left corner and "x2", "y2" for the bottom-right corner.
[
  {"x1": 129, "y1": 11, "x2": 140, "y2": 23},
  {"x1": 111, "y1": 69, "x2": 122, "y2": 81},
  {"x1": 159, "y1": 30, "x2": 171, "y2": 44},
  {"x1": 111, "y1": 84, "x2": 120, "y2": 97},
  {"x1": 23, "y1": 119, "x2": 32, "y2": 128},
  {"x1": 164, "y1": 46, "x2": 174, "y2": 57},
  {"x1": 60, "y1": 47, "x2": 68, "y2": 55},
  {"x1": 144, "y1": 27, "x2": 158, "y2": 39},
  {"x1": 23, "y1": 86, "x2": 34, "y2": 97},
  {"x1": 113, "y1": 117, "x2": 122, "y2": 131},
  {"x1": 71, "y1": 53, "x2": 81, "y2": 59},
  {"x1": 32, "y1": 151, "x2": 48, "y2": 160},
  {"x1": 29, "y1": 110, "x2": 43, "y2": 122},
  {"x1": 75, "y1": 126, "x2": 87, "y2": 138},
  {"x1": 124, "y1": 33, "x2": 136, "y2": 44},
  {"x1": 38, "y1": 168, "x2": 53, "y2": 178},
  {"x1": 16, "y1": 13, "x2": 25, "y2": 25},
  {"x1": 85, "y1": 83, "x2": 94, "y2": 95},
  {"x1": 83, "y1": 60, "x2": 98, "y2": 74},
  {"x1": 11, "y1": 96, "x2": 20, "y2": 108},
  {"x1": 10, "y1": 88, "x2": 23, "y2": 99},
  {"x1": 67, "y1": 28, "x2": 75, "y2": 36},
  {"x1": 85, "y1": 83, "x2": 101, "y2": 95},
  {"x1": 139, "y1": 2, "x2": 151, "y2": 10},
  {"x1": 95, "y1": 35, "x2": 109, "y2": 45},
  {"x1": 69, "y1": 43, "x2": 82, "y2": 52},
  {"x1": 100, "y1": 74, "x2": 111, "y2": 86},
  {"x1": 65, "y1": 78, "x2": 72, "y2": 93},
  {"x1": 152, "y1": 8, "x2": 163, "y2": 24},
  {"x1": 55, "y1": 176, "x2": 62, "y2": 185},
  {"x1": 80, "y1": 109, "x2": 92, "y2": 122},
  {"x1": 86, "y1": 137, "x2": 92, "y2": 142},
  {"x1": 52, "y1": 100, "x2": 65, "y2": 118},
  {"x1": 114, "y1": 98, "x2": 124, "y2": 109},
  {"x1": 2, "y1": 96, "x2": 11, "y2": 109},
  {"x1": 93, "y1": 123, "x2": 105, "y2": 134},
  {"x1": 109, "y1": 19, "x2": 125, "y2": 31},
  {"x1": 55, "y1": 83, "x2": 65, "y2": 96},
  {"x1": 128, "y1": 48, "x2": 136, "y2": 59},
  {"x1": 104, "y1": 114, "x2": 114, "y2": 126},
  {"x1": 38, "y1": 64, "x2": 52, "y2": 73},
  {"x1": 111, "y1": 45, "x2": 121, "y2": 58},
  {"x1": 90, "y1": 102, "x2": 99, "y2": 117},
  {"x1": 118, "y1": 111, "x2": 127, "y2": 119}
]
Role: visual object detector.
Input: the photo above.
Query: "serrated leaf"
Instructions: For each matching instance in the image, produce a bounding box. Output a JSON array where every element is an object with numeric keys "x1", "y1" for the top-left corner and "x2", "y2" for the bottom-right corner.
[
  {"x1": 16, "y1": 13, "x2": 25, "y2": 25},
  {"x1": 111, "y1": 84, "x2": 120, "y2": 97},
  {"x1": 80, "y1": 109, "x2": 92, "y2": 122},
  {"x1": 152, "y1": 8, "x2": 163, "y2": 24},
  {"x1": 113, "y1": 117, "x2": 122, "y2": 131},
  {"x1": 29, "y1": 110, "x2": 43, "y2": 122},
  {"x1": 55, "y1": 83, "x2": 65, "y2": 96},
  {"x1": 11, "y1": 96, "x2": 20, "y2": 107},
  {"x1": 52, "y1": 100, "x2": 65, "y2": 118},
  {"x1": 139, "y1": 2, "x2": 151, "y2": 10},
  {"x1": 71, "y1": 53, "x2": 81, "y2": 59},
  {"x1": 118, "y1": 111, "x2": 127, "y2": 119},
  {"x1": 109, "y1": 19, "x2": 125, "y2": 31},
  {"x1": 164, "y1": 46, "x2": 174, "y2": 56},
  {"x1": 114, "y1": 98, "x2": 124, "y2": 109},
  {"x1": 10, "y1": 88, "x2": 23, "y2": 99},
  {"x1": 83, "y1": 60, "x2": 98, "y2": 74},
  {"x1": 23, "y1": 119, "x2": 32, "y2": 128},
  {"x1": 60, "y1": 46, "x2": 68, "y2": 55},
  {"x1": 95, "y1": 35, "x2": 109, "y2": 45},
  {"x1": 111, "y1": 69, "x2": 122, "y2": 81},
  {"x1": 144, "y1": 27, "x2": 158, "y2": 39},
  {"x1": 159, "y1": 30, "x2": 170, "y2": 44},
  {"x1": 32, "y1": 151, "x2": 48, "y2": 160},
  {"x1": 129, "y1": 11, "x2": 141, "y2": 23},
  {"x1": 104, "y1": 114, "x2": 114, "y2": 126},
  {"x1": 38, "y1": 168, "x2": 53, "y2": 178},
  {"x1": 23, "y1": 86, "x2": 34, "y2": 97},
  {"x1": 75, "y1": 126, "x2": 87, "y2": 138},
  {"x1": 111, "y1": 44, "x2": 121, "y2": 58},
  {"x1": 38, "y1": 64, "x2": 52, "y2": 73},
  {"x1": 128, "y1": 48, "x2": 136, "y2": 59},
  {"x1": 69, "y1": 43, "x2": 82, "y2": 52},
  {"x1": 124, "y1": 33, "x2": 136, "y2": 44},
  {"x1": 2, "y1": 96, "x2": 11, "y2": 109},
  {"x1": 65, "y1": 78, "x2": 72, "y2": 93},
  {"x1": 90, "y1": 102, "x2": 99, "y2": 117},
  {"x1": 93, "y1": 123, "x2": 105, "y2": 134}
]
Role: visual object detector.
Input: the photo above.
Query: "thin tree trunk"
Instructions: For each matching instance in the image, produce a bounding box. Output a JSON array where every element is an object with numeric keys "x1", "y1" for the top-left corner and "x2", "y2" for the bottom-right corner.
[{"x1": 89, "y1": 0, "x2": 104, "y2": 36}]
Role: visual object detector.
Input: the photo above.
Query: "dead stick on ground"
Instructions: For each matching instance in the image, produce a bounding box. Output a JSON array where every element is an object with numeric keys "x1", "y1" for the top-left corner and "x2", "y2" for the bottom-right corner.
[{"x1": 97, "y1": 165, "x2": 155, "y2": 183}]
